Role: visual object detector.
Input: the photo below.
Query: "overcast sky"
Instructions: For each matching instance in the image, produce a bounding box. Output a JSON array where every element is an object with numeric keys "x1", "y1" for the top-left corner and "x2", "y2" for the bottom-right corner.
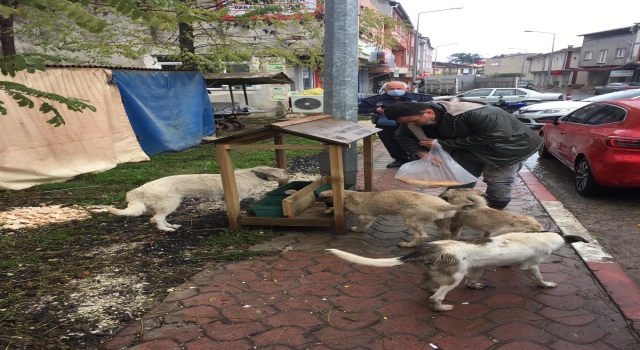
[{"x1": 399, "y1": 0, "x2": 639, "y2": 61}]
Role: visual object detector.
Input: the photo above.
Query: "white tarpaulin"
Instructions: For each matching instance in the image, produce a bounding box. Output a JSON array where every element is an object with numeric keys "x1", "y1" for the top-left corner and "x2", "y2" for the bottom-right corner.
[{"x1": 0, "y1": 68, "x2": 150, "y2": 190}]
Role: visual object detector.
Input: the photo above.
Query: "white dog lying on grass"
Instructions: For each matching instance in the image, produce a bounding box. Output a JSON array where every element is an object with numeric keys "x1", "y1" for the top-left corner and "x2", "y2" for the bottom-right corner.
[{"x1": 107, "y1": 166, "x2": 289, "y2": 231}]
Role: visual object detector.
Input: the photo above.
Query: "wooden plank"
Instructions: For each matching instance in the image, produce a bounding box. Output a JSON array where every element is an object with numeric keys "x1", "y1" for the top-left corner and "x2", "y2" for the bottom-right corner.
[
  {"x1": 215, "y1": 144, "x2": 242, "y2": 230},
  {"x1": 272, "y1": 117, "x2": 380, "y2": 146},
  {"x1": 271, "y1": 114, "x2": 332, "y2": 127},
  {"x1": 282, "y1": 177, "x2": 327, "y2": 218},
  {"x1": 273, "y1": 133, "x2": 288, "y2": 186},
  {"x1": 227, "y1": 144, "x2": 329, "y2": 150},
  {"x1": 328, "y1": 144, "x2": 346, "y2": 234},
  {"x1": 240, "y1": 205, "x2": 334, "y2": 227},
  {"x1": 209, "y1": 128, "x2": 276, "y2": 144},
  {"x1": 363, "y1": 135, "x2": 374, "y2": 192}
]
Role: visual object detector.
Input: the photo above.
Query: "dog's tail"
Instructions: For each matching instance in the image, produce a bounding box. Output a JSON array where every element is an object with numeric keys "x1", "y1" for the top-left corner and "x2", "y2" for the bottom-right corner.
[
  {"x1": 107, "y1": 192, "x2": 146, "y2": 217},
  {"x1": 326, "y1": 249, "x2": 404, "y2": 267}
]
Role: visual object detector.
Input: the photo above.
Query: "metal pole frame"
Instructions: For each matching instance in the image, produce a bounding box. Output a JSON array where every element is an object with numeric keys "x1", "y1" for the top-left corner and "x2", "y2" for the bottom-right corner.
[{"x1": 411, "y1": 8, "x2": 463, "y2": 82}]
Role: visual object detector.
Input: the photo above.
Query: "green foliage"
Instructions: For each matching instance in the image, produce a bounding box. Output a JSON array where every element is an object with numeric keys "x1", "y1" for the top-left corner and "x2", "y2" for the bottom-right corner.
[{"x1": 448, "y1": 52, "x2": 484, "y2": 64}]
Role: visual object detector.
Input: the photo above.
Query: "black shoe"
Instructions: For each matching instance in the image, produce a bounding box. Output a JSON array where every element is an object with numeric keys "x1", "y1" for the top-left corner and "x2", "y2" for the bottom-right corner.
[{"x1": 386, "y1": 161, "x2": 405, "y2": 168}]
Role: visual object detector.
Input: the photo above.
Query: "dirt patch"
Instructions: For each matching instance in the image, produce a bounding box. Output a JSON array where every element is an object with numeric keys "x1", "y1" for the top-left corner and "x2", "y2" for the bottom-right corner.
[{"x1": 0, "y1": 155, "x2": 321, "y2": 349}]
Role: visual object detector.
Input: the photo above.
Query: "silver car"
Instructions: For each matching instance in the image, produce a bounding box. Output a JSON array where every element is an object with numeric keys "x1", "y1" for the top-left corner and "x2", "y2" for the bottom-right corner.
[
  {"x1": 432, "y1": 88, "x2": 564, "y2": 103},
  {"x1": 513, "y1": 89, "x2": 640, "y2": 129},
  {"x1": 593, "y1": 82, "x2": 640, "y2": 94}
]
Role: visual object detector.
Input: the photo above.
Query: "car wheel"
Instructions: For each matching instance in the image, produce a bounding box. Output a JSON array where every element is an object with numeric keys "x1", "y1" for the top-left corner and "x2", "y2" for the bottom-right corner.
[
  {"x1": 592, "y1": 89, "x2": 598, "y2": 94},
  {"x1": 538, "y1": 135, "x2": 553, "y2": 159},
  {"x1": 575, "y1": 158, "x2": 601, "y2": 196}
]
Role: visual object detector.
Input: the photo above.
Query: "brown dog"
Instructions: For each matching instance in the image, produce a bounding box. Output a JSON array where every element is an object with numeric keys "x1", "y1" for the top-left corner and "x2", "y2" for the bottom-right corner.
[
  {"x1": 438, "y1": 188, "x2": 545, "y2": 239},
  {"x1": 317, "y1": 189, "x2": 486, "y2": 247}
]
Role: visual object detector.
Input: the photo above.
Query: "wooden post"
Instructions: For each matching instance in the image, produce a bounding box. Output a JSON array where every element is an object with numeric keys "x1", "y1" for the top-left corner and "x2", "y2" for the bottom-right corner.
[
  {"x1": 363, "y1": 135, "x2": 373, "y2": 192},
  {"x1": 274, "y1": 133, "x2": 288, "y2": 186},
  {"x1": 328, "y1": 144, "x2": 346, "y2": 234},
  {"x1": 215, "y1": 144, "x2": 242, "y2": 230}
]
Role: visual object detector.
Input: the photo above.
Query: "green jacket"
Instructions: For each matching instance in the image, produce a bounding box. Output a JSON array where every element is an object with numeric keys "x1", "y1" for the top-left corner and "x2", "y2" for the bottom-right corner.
[{"x1": 395, "y1": 104, "x2": 543, "y2": 167}]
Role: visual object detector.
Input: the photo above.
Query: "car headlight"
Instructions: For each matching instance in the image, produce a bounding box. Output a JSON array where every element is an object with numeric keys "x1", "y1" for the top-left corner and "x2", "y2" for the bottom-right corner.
[{"x1": 536, "y1": 108, "x2": 571, "y2": 114}]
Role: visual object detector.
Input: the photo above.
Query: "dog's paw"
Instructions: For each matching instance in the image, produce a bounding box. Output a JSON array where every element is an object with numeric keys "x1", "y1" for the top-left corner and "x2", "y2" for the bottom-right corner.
[
  {"x1": 539, "y1": 281, "x2": 557, "y2": 288},
  {"x1": 348, "y1": 227, "x2": 364, "y2": 232},
  {"x1": 158, "y1": 228, "x2": 175, "y2": 232},
  {"x1": 323, "y1": 208, "x2": 334, "y2": 215},
  {"x1": 431, "y1": 303, "x2": 454, "y2": 312},
  {"x1": 168, "y1": 224, "x2": 182, "y2": 229},
  {"x1": 465, "y1": 282, "x2": 485, "y2": 289}
]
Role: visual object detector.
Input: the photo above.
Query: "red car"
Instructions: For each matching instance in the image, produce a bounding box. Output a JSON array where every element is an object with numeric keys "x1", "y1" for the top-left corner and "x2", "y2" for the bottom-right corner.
[{"x1": 538, "y1": 98, "x2": 640, "y2": 196}]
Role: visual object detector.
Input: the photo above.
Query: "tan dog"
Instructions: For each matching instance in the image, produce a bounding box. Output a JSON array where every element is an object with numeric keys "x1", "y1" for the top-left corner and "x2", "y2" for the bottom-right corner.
[
  {"x1": 437, "y1": 188, "x2": 545, "y2": 239},
  {"x1": 328, "y1": 232, "x2": 588, "y2": 311},
  {"x1": 107, "y1": 166, "x2": 289, "y2": 231},
  {"x1": 317, "y1": 189, "x2": 486, "y2": 247}
]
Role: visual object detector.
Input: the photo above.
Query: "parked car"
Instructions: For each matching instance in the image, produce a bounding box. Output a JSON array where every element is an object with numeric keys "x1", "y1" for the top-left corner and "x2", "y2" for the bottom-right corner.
[
  {"x1": 592, "y1": 82, "x2": 640, "y2": 94},
  {"x1": 538, "y1": 99, "x2": 640, "y2": 196},
  {"x1": 513, "y1": 89, "x2": 640, "y2": 129},
  {"x1": 432, "y1": 88, "x2": 563, "y2": 103}
]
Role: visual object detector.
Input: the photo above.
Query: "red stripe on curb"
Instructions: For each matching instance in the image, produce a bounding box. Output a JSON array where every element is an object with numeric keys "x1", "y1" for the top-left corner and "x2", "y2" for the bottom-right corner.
[
  {"x1": 518, "y1": 172, "x2": 559, "y2": 201},
  {"x1": 587, "y1": 262, "x2": 640, "y2": 322}
]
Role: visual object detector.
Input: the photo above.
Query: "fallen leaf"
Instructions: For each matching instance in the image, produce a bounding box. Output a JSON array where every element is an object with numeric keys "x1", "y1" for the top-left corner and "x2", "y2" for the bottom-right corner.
[{"x1": 77, "y1": 271, "x2": 90, "y2": 278}]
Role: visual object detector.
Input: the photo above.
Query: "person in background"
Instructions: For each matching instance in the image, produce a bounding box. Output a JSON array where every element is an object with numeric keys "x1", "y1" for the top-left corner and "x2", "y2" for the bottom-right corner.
[
  {"x1": 384, "y1": 99, "x2": 543, "y2": 210},
  {"x1": 358, "y1": 81, "x2": 433, "y2": 168}
]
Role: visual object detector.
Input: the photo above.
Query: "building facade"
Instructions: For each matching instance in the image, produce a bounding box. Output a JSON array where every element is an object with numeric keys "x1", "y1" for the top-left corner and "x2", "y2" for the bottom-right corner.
[{"x1": 578, "y1": 26, "x2": 639, "y2": 85}]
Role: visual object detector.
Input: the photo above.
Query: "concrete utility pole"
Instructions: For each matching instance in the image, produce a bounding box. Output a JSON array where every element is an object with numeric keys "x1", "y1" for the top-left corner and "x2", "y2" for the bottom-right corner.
[{"x1": 320, "y1": 0, "x2": 359, "y2": 184}]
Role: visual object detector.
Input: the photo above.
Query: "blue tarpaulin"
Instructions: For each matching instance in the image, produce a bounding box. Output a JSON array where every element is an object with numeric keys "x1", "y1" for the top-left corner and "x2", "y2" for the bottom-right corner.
[{"x1": 112, "y1": 70, "x2": 215, "y2": 155}]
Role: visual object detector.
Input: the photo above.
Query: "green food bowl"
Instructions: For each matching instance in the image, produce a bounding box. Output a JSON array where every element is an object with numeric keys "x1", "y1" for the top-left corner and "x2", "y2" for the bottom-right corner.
[
  {"x1": 249, "y1": 196, "x2": 284, "y2": 218},
  {"x1": 266, "y1": 181, "x2": 313, "y2": 197}
]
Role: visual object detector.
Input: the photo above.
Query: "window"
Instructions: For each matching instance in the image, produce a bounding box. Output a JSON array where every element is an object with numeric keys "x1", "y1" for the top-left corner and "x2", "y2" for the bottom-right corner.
[
  {"x1": 460, "y1": 89, "x2": 493, "y2": 97},
  {"x1": 493, "y1": 89, "x2": 517, "y2": 96},
  {"x1": 564, "y1": 104, "x2": 602, "y2": 124},
  {"x1": 585, "y1": 105, "x2": 627, "y2": 125},
  {"x1": 598, "y1": 50, "x2": 608, "y2": 63},
  {"x1": 616, "y1": 48, "x2": 625, "y2": 58},
  {"x1": 584, "y1": 51, "x2": 592, "y2": 60}
]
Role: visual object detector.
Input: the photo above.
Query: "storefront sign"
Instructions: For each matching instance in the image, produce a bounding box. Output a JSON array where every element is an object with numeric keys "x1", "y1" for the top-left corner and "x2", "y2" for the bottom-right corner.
[
  {"x1": 610, "y1": 70, "x2": 634, "y2": 77},
  {"x1": 269, "y1": 85, "x2": 289, "y2": 101}
]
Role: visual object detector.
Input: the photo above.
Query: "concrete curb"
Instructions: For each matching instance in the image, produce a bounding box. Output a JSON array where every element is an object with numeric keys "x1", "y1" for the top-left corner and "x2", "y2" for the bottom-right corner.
[{"x1": 520, "y1": 164, "x2": 640, "y2": 332}]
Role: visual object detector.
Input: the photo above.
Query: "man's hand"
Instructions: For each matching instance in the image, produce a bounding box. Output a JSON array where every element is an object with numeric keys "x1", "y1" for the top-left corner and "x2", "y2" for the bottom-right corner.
[
  {"x1": 418, "y1": 138, "x2": 437, "y2": 148},
  {"x1": 376, "y1": 107, "x2": 385, "y2": 114}
]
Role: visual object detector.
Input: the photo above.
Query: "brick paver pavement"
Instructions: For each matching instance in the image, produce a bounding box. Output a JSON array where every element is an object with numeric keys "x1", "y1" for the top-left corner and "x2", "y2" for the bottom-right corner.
[{"x1": 106, "y1": 141, "x2": 640, "y2": 350}]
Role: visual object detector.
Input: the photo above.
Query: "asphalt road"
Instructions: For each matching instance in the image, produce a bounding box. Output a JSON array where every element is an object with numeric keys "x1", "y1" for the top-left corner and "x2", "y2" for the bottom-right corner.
[{"x1": 523, "y1": 92, "x2": 640, "y2": 285}]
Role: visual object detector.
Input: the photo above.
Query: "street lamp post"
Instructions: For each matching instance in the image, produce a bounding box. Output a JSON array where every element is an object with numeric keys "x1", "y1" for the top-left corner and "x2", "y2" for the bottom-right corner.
[
  {"x1": 525, "y1": 30, "x2": 555, "y2": 87},
  {"x1": 411, "y1": 7, "x2": 463, "y2": 83},
  {"x1": 508, "y1": 47, "x2": 528, "y2": 80},
  {"x1": 433, "y1": 43, "x2": 458, "y2": 76}
]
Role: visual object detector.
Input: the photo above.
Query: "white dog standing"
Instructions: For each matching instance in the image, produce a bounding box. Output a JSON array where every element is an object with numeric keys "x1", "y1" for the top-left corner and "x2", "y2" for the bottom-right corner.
[
  {"x1": 328, "y1": 232, "x2": 588, "y2": 311},
  {"x1": 107, "y1": 166, "x2": 288, "y2": 231}
]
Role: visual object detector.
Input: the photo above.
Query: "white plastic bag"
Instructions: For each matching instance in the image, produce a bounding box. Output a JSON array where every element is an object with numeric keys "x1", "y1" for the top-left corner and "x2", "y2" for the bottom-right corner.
[{"x1": 395, "y1": 140, "x2": 478, "y2": 188}]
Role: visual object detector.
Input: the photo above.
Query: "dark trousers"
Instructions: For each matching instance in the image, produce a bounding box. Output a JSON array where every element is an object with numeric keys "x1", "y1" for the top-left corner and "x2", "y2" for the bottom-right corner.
[{"x1": 377, "y1": 125, "x2": 412, "y2": 163}]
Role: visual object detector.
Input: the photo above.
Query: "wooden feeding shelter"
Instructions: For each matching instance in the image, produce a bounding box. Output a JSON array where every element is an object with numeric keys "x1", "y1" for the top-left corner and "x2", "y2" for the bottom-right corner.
[{"x1": 208, "y1": 115, "x2": 380, "y2": 234}]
